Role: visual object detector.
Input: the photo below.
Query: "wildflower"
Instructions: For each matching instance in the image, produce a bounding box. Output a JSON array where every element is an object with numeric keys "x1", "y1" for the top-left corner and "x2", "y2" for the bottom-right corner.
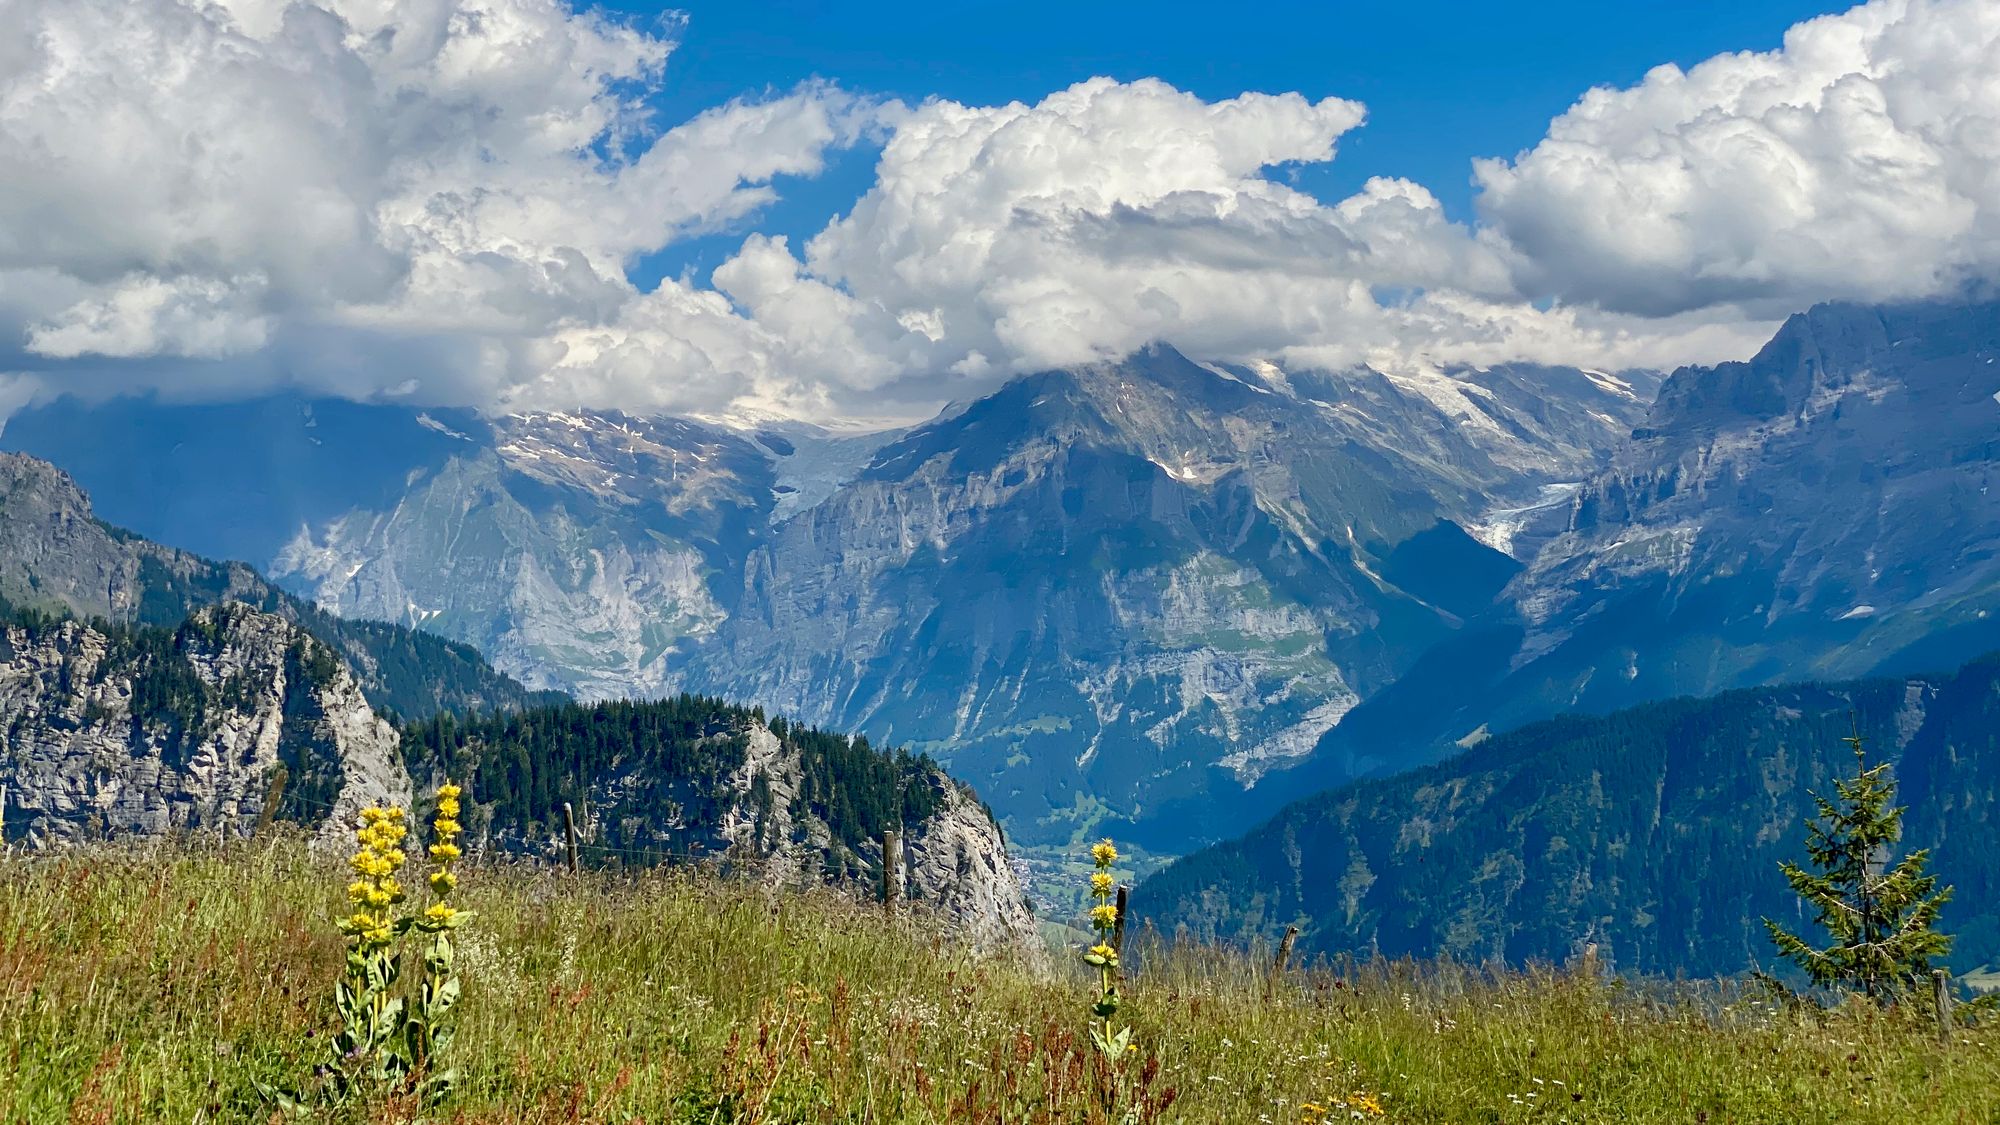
[
  {"x1": 1091, "y1": 871, "x2": 1114, "y2": 895},
  {"x1": 425, "y1": 903, "x2": 458, "y2": 925},
  {"x1": 1090, "y1": 903, "x2": 1120, "y2": 927},
  {"x1": 428, "y1": 842, "x2": 462, "y2": 862},
  {"x1": 1092, "y1": 839, "x2": 1119, "y2": 866}
]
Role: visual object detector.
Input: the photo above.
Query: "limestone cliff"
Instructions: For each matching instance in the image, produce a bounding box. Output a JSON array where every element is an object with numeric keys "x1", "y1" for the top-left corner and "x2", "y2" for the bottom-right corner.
[{"x1": 0, "y1": 604, "x2": 410, "y2": 846}]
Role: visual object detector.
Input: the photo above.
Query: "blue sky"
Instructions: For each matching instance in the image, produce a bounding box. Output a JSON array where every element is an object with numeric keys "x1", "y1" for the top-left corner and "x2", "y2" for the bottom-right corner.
[{"x1": 616, "y1": 0, "x2": 1853, "y2": 287}]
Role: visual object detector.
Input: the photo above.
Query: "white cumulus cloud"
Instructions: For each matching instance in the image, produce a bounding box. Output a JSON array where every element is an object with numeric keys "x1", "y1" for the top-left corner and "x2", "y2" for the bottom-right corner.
[
  {"x1": 0, "y1": 0, "x2": 870, "y2": 411},
  {"x1": 1476, "y1": 0, "x2": 2000, "y2": 316},
  {"x1": 2, "y1": 0, "x2": 1998, "y2": 424}
]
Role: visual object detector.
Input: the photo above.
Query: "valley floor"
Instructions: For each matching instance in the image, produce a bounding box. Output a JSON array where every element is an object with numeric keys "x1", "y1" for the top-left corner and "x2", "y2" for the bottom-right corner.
[{"x1": 2, "y1": 841, "x2": 1996, "y2": 1123}]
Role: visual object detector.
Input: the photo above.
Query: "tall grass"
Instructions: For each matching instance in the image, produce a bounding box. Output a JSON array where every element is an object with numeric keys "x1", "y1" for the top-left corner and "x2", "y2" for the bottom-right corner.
[{"x1": 2, "y1": 838, "x2": 1996, "y2": 1123}]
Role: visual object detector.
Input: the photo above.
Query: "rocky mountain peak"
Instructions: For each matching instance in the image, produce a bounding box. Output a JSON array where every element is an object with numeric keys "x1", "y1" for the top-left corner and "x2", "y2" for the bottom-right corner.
[{"x1": 1645, "y1": 298, "x2": 2000, "y2": 438}]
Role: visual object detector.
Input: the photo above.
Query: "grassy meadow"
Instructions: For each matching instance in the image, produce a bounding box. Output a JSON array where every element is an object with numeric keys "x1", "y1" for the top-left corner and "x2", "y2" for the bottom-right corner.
[{"x1": 3, "y1": 839, "x2": 1997, "y2": 1123}]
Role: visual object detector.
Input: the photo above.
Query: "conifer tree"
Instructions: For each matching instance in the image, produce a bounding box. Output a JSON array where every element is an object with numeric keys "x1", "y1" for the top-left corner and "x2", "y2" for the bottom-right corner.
[{"x1": 1763, "y1": 727, "x2": 1953, "y2": 999}]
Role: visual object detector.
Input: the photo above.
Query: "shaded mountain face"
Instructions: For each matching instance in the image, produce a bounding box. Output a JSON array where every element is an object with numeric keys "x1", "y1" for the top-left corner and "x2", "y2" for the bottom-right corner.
[
  {"x1": 1, "y1": 347, "x2": 1652, "y2": 850},
  {"x1": 1135, "y1": 649, "x2": 2000, "y2": 978},
  {"x1": 1255, "y1": 298, "x2": 2000, "y2": 814},
  {"x1": 0, "y1": 452, "x2": 556, "y2": 720},
  {"x1": 2, "y1": 398, "x2": 786, "y2": 699}
]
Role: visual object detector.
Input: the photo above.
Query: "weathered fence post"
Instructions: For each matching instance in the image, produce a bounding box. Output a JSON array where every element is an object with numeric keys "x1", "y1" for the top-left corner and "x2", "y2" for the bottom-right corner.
[
  {"x1": 252, "y1": 766, "x2": 289, "y2": 839},
  {"x1": 1935, "y1": 969, "x2": 1955, "y2": 1043},
  {"x1": 1267, "y1": 924, "x2": 1300, "y2": 997},
  {"x1": 881, "y1": 830, "x2": 900, "y2": 913},
  {"x1": 1110, "y1": 884, "x2": 1131, "y2": 981},
  {"x1": 563, "y1": 802, "x2": 580, "y2": 875}
]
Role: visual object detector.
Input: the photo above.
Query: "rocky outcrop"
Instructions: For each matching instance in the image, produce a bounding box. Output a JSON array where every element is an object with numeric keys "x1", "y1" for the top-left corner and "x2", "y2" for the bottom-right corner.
[
  {"x1": 896, "y1": 781, "x2": 1040, "y2": 953},
  {"x1": 0, "y1": 604, "x2": 410, "y2": 847},
  {"x1": 706, "y1": 723, "x2": 1037, "y2": 951}
]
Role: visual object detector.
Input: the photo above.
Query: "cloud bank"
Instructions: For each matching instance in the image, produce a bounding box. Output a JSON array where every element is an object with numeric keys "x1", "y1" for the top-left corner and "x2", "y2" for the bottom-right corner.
[{"x1": 2, "y1": 0, "x2": 1996, "y2": 422}]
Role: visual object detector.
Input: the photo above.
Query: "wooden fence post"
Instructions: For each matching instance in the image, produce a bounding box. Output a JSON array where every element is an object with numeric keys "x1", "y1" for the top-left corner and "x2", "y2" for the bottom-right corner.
[
  {"x1": 881, "y1": 830, "x2": 900, "y2": 913},
  {"x1": 1267, "y1": 924, "x2": 1300, "y2": 997},
  {"x1": 252, "y1": 766, "x2": 289, "y2": 839},
  {"x1": 563, "y1": 802, "x2": 580, "y2": 875},
  {"x1": 1935, "y1": 969, "x2": 1955, "y2": 1043},
  {"x1": 1111, "y1": 884, "x2": 1131, "y2": 980}
]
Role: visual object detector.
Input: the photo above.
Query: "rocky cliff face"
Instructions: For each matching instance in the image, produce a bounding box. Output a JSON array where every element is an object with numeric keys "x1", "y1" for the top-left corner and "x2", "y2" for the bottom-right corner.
[
  {"x1": 1515, "y1": 299, "x2": 2000, "y2": 703},
  {"x1": 0, "y1": 604, "x2": 410, "y2": 846},
  {"x1": 269, "y1": 410, "x2": 783, "y2": 699},
  {"x1": 707, "y1": 723, "x2": 1038, "y2": 952}
]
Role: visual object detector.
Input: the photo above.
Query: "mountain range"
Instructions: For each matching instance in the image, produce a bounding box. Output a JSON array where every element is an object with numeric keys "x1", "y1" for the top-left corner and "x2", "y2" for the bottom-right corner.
[
  {"x1": 6, "y1": 295, "x2": 1998, "y2": 945},
  {"x1": 1, "y1": 346, "x2": 1656, "y2": 852},
  {"x1": 0, "y1": 454, "x2": 1033, "y2": 945}
]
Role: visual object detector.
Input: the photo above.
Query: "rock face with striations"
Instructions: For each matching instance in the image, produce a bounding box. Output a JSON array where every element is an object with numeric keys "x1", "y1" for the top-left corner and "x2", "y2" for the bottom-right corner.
[
  {"x1": 0, "y1": 603, "x2": 410, "y2": 846},
  {"x1": 685, "y1": 346, "x2": 1652, "y2": 846},
  {"x1": 707, "y1": 723, "x2": 1038, "y2": 952}
]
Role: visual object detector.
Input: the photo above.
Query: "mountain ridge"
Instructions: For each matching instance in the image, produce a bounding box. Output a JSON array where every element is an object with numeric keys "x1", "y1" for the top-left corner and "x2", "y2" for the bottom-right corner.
[{"x1": 1135, "y1": 648, "x2": 2000, "y2": 978}]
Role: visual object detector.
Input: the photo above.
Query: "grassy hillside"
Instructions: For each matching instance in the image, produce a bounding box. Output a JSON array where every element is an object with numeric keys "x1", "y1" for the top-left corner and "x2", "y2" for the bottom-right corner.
[
  {"x1": 1139, "y1": 655, "x2": 2000, "y2": 979},
  {"x1": 3, "y1": 842, "x2": 1996, "y2": 1122}
]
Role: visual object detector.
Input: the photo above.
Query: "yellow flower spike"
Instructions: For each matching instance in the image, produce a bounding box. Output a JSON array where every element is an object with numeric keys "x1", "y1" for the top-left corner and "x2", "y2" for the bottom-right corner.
[
  {"x1": 429, "y1": 842, "x2": 462, "y2": 861},
  {"x1": 1091, "y1": 839, "x2": 1118, "y2": 867},
  {"x1": 430, "y1": 870, "x2": 457, "y2": 894},
  {"x1": 1090, "y1": 872, "x2": 1114, "y2": 896},
  {"x1": 1089, "y1": 903, "x2": 1119, "y2": 928},
  {"x1": 425, "y1": 903, "x2": 457, "y2": 924}
]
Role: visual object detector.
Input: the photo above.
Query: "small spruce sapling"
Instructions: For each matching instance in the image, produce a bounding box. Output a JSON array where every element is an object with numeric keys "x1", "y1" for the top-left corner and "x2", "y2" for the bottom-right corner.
[{"x1": 1763, "y1": 727, "x2": 1953, "y2": 1002}]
